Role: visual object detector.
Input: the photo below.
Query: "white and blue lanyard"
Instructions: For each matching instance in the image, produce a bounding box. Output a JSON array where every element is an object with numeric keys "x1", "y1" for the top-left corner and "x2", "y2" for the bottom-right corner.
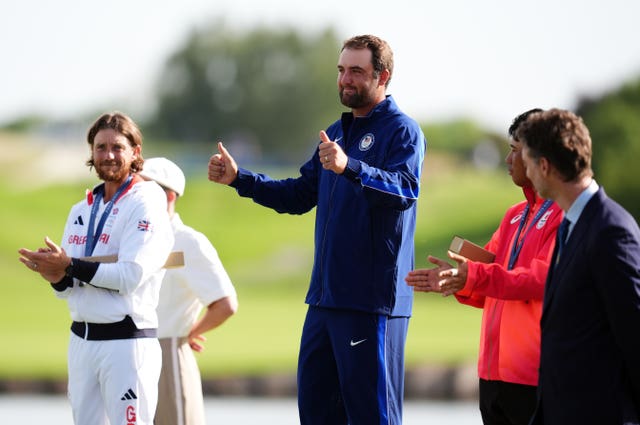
[
  {"x1": 85, "y1": 175, "x2": 133, "y2": 257},
  {"x1": 507, "y1": 199, "x2": 553, "y2": 270}
]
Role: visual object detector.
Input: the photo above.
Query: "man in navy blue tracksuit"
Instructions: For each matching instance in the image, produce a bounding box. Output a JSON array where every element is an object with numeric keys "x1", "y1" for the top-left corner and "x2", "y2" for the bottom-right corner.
[{"x1": 208, "y1": 34, "x2": 426, "y2": 424}]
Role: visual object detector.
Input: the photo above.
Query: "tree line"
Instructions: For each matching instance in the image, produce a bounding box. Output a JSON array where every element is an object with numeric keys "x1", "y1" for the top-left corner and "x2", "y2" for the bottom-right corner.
[{"x1": 4, "y1": 21, "x2": 639, "y2": 218}]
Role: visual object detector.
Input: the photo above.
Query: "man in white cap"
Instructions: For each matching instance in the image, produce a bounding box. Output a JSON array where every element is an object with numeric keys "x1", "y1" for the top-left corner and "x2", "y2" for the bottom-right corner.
[{"x1": 139, "y1": 157, "x2": 238, "y2": 425}]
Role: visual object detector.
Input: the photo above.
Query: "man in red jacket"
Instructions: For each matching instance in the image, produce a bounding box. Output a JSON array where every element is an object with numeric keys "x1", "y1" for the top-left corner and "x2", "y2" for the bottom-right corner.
[{"x1": 406, "y1": 109, "x2": 562, "y2": 425}]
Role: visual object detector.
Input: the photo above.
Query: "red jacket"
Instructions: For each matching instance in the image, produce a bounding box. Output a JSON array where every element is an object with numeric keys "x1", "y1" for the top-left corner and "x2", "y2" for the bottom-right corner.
[{"x1": 455, "y1": 187, "x2": 562, "y2": 386}]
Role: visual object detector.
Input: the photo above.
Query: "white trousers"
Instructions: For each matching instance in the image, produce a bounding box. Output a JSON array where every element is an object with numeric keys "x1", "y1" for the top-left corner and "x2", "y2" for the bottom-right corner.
[{"x1": 67, "y1": 333, "x2": 161, "y2": 425}]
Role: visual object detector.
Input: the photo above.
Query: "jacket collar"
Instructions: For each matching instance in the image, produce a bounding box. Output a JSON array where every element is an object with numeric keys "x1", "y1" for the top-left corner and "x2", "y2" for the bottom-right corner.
[{"x1": 523, "y1": 186, "x2": 542, "y2": 209}]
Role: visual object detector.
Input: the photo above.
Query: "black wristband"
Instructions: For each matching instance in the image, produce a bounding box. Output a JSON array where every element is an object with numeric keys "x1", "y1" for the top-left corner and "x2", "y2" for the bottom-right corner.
[
  {"x1": 66, "y1": 258, "x2": 100, "y2": 284},
  {"x1": 64, "y1": 258, "x2": 74, "y2": 277},
  {"x1": 51, "y1": 276, "x2": 73, "y2": 292}
]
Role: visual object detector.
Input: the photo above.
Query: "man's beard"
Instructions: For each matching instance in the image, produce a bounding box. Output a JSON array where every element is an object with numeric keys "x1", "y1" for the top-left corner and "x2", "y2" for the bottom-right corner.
[
  {"x1": 95, "y1": 161, "x2": 130, "y2": 182},
  {"x1": 339, "y1": 87, "x2": 374, "y2": 109}
]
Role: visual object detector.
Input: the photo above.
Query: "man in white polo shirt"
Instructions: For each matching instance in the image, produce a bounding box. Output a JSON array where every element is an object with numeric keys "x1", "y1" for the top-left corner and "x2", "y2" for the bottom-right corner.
[{"x1": 139, "y1": 157, "x2": 238, "y2": 425}]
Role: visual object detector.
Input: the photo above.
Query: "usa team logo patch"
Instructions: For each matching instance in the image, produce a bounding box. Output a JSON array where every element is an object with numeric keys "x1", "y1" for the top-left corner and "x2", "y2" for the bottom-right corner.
[
  {"x1": 137, "y1": 220, "x2": 153, "y2": 232},
  {"x1": 359, "y1": 133, "x2": 374, "y2": 151}
]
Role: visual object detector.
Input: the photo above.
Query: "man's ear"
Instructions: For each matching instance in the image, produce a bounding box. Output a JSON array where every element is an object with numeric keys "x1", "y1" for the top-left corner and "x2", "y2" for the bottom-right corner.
[
  {"x1": 539, "y1": 156, "x2": 551, "y2": 177},
  {"x1": 378, "y1": 69, "x2": 391, "y2": 88}
]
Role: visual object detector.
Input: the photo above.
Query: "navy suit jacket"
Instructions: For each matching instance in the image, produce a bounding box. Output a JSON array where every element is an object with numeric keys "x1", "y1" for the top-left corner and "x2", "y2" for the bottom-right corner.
[{"x1": 531, "y1": 188, "x2": 640, "y2": 425}]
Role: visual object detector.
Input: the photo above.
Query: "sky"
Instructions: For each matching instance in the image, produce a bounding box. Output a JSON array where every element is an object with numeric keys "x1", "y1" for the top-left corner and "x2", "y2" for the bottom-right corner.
[{"x1": 2, "y1": 0, "x2": 640, "y2": 133}]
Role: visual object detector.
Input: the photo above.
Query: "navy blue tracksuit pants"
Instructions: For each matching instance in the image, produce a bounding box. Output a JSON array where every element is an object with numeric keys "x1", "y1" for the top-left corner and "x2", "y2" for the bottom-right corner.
[{"x1": 297, "y1": 306, "x2": 409, "y2": 425}]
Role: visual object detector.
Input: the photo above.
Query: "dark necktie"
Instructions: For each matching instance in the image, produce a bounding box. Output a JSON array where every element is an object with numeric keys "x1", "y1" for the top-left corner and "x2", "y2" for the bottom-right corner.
[{"x1": 555, "y1": 218, "x2": 571, "y2": 264}]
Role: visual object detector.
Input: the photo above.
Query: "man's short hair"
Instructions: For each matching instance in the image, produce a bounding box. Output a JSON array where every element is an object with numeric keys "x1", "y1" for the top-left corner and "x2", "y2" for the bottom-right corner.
[
  {"x1": 342, "y1": 34, "x2": 393, "y2": 87},
  {"x1": 517, "y1": 108, "x2": 593, "y2": 182},
  {"x1": 508, "y1": 108, "x2": 543, "y2": 139}
]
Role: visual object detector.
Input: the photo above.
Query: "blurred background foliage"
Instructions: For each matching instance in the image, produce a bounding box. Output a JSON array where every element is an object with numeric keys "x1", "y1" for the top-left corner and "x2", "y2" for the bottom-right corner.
[
  {"x1": 148, "y1": 22, "x2": 343, "y2": 164},
  {"x1": 3, "y1": 23, "x2": 638, "y2": 218},
  {"x1": 576, "y1": 78, "x2": 640, "y2": 219}
]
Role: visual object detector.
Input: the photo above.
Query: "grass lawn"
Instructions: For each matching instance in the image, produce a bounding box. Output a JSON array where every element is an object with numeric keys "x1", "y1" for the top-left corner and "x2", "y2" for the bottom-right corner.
[{"x1": 0, "y1": 136, "x2": 521, "y2": 379}]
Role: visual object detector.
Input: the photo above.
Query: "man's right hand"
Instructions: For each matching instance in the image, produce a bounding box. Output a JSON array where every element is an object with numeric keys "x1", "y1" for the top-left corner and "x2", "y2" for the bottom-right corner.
[
  {"x1": 208, "y1": 141, "x2": 238, "y2": 185},
  {"x1": 405, "y1": 253, "x2": 469, "y2": 297}
]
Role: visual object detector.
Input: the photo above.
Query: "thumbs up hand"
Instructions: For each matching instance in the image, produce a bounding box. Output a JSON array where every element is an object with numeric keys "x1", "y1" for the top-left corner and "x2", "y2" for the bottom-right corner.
[
  {"x1": 208, "y1": 141, "x2": 238, "y2": 185},
  {"x1": 318, "y1": 130, "x2": 347, "y2": 174}
]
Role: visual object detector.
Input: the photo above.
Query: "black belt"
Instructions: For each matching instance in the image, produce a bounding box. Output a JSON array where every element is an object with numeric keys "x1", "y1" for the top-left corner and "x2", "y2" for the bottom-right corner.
[{"x1": 71, "y1": 315, "x2": 157, "y2": 341}]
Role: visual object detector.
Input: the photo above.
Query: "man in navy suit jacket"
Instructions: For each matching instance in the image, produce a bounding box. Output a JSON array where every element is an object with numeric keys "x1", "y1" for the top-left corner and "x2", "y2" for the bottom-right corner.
[{"x1": 517, "y1": 108, "x2": 640, "y2": 425}]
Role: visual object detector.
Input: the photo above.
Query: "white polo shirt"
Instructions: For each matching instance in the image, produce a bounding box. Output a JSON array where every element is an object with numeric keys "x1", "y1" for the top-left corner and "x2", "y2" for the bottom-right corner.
[{"x1": 157, "y1": 213, "x2": 236, "y2": 338}]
